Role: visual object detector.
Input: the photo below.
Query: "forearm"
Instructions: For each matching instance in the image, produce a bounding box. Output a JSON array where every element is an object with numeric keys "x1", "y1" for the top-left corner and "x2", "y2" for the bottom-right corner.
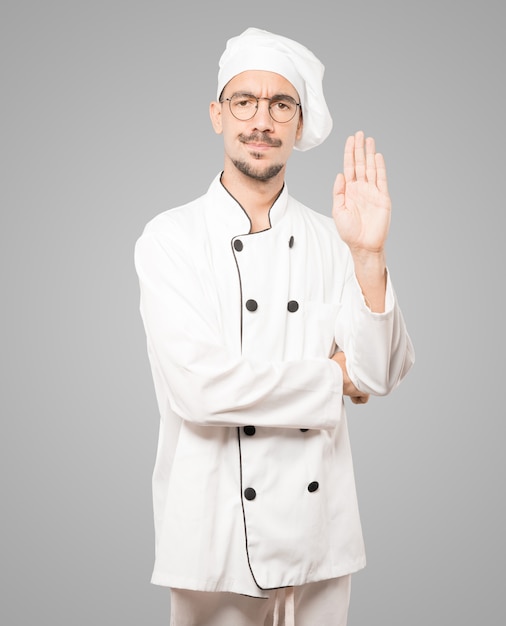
[
  {"x1": 146, "y1": 339, "x2": 344, "y2": 430},
  {"x1": 335, "y1": 270, "x2": 414, "y2": 396},
  {"x1": 350, "y1": 248, "x2": 387, "y2": 313}
]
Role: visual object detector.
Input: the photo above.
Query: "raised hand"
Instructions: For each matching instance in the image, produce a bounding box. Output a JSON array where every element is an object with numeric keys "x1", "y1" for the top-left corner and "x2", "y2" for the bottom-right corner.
[{"x1": 332, "y1": 131, "x2": 391, "y2": 255}]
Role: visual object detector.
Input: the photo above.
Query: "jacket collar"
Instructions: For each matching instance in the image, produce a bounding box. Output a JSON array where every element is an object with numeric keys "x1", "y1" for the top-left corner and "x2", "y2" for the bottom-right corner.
[{"x1": 204, "y1": 172, "x2": 289, "y2": 240}]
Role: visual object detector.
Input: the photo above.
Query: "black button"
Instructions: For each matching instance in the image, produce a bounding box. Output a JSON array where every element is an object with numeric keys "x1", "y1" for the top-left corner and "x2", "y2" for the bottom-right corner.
[
  {"x1": 244, "y1": 425, "x2": 256, "y2": 436},
  {"x1": 287, "y1": 300, "x2": 299, "y2": 312},
  {"x1": 289, "y1": 236, "x2": 294, "y2": 248},
  {"x1": 246, "y1": 299, "x2": 258, "y2": 312},
  {"x1": 234, "y1": 239, "x2": 243, "y2": 251},
  {"x1": 244, "y1": 488, "x2": 256, "y2": 501},
  {"x1": 300, "y1": 428, "x2": 309, "y2": 432},
  {"x1": 308, "y1": 481, "x2": 319, "y2": 493}
]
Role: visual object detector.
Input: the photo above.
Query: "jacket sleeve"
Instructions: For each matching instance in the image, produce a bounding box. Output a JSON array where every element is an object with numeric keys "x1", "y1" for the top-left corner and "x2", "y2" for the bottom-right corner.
[
  {"x1": 334, "y1": 264, "x2": 415, "y2": 396},
  {"x1": 135, "y1": 230, "x2": 344, "y2": 430}
]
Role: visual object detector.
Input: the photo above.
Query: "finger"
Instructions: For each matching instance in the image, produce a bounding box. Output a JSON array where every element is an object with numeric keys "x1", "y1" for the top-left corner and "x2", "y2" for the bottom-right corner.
[
  {"x1": 343, "y1": 135, "x2": 355, "y2": 182},
  {"x1": 375, "y1": 153, "x2": 389, "y2": 194},
  {"x1": 333, "y1": 172, "x2": 345, "y2": 197},
  {"x1": 365, "y1": 136, "x2": 376, "y2": 184},
  {"x1": 354, "y1": 130, "x2": 366, "y2": 181},
  {"x1": 351, "y1": 394, "x2": 370, "y2": 404}
]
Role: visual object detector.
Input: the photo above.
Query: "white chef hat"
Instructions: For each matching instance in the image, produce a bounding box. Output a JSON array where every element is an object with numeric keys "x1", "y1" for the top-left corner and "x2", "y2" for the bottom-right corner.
[{"x1": 217, "y1": 27, "x2": 333, "y2": 152}]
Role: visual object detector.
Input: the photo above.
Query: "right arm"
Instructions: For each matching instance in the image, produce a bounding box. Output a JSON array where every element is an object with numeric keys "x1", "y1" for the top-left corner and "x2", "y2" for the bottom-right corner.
[{"x1": 135, "y1": 230, "x2": 344, "y2": 430}]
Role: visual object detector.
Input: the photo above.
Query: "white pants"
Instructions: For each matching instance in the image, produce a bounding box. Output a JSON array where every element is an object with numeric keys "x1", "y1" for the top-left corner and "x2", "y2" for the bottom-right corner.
[{"x1": 170, "y1": 575, "x2": 351, "y2": 626}]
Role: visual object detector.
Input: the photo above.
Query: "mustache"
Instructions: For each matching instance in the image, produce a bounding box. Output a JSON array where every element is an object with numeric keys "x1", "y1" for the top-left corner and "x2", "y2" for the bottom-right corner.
[{"x1": 239, "y1": 133, "x2": 282, "y2": 147}]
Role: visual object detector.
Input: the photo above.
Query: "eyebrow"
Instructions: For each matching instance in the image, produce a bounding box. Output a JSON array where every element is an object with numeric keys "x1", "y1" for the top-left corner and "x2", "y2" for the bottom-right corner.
[{"x1": 229, "y1": 91, "x2": 299, "y2": 102}]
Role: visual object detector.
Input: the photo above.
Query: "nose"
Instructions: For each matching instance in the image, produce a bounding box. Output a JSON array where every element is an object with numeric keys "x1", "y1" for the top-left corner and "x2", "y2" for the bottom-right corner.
[{"x1": 252, "y1": 98, "x2": 274, "y2": 132}]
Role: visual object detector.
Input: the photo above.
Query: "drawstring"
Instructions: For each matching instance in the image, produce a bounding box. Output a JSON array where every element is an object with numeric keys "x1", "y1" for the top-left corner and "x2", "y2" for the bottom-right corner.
[
  {"x1": 273, "y1": 591, "x2": 280, "y2": 626},
  {"x1": 285, "y1": 587, "x2": 295, "y2": 626},
  {"x1": 272, "y1": 587, "x2": 295, "y2": 626}
]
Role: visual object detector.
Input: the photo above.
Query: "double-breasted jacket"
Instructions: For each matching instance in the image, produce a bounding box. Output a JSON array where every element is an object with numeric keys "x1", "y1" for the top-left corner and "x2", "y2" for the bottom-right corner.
[{"x1": 134, "y1": 174, "x2": 414, "y2": 597}]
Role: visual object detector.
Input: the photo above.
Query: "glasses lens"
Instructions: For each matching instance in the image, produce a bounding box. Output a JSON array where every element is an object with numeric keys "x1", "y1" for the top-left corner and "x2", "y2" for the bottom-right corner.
[
  {"x1": 228, "y1": 95, "x2": 299, "y2": 122},
  {"x1": 269, "y1": 97, "x2": 298, "y2": 123},
  {"x1": 229, "y1": 95, "x2": 258, "y2": 120}
]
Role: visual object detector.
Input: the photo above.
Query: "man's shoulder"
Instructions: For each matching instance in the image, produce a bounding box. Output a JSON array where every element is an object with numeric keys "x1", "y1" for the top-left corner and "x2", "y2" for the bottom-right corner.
[{"x1": 141, "y1": 194, "x2": 207, "y2": 240}]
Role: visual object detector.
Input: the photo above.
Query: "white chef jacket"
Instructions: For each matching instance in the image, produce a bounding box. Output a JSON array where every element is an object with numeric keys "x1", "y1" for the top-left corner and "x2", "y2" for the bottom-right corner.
[{"x1": 134, "y1": 173, "x2": 414, "y2": 598}]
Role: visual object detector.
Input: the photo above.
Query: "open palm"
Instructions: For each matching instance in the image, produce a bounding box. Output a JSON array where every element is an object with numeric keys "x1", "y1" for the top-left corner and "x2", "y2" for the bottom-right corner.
[{"x1": 332, "y1": 131, "x2": 391, "y2": 253}]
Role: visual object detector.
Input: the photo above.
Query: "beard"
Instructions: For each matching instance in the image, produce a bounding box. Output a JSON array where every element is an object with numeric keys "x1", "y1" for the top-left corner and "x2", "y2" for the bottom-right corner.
[
  {"x1": 232, "y1": 132, "x2": 284, "y2": 182},
  {"x1": 231, "y1": 158, "x2": 284, "y2": 182}
]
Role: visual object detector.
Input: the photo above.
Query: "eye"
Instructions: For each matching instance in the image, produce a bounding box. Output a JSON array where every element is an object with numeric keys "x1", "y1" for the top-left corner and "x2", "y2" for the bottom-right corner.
[
  {"x1": 231, "y1": 95, "x2": 256, "y2": 108},
  {"x1": 271, "y1": 99, "x2": 294, "y2": 112}
]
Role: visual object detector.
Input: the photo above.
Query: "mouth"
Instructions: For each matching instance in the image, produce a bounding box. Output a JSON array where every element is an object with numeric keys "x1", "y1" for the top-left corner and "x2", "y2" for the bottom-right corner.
[{"x1": 246, "y1": 142, "x2": 275, "y2": 151}]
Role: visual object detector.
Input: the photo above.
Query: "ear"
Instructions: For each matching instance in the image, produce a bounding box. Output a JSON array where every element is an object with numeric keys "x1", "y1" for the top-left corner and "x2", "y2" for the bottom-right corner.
[
  {"x1": 295, "y1": 112, "x2": 303, "y2": 141},
  {"x1": 209, "y1": 101, "x2": 223, "y2": 135}
]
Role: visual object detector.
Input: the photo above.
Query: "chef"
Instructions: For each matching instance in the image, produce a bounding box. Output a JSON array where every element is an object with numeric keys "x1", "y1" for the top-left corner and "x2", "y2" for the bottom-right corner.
[{"x1": 135, "y1": 27, "x2": 414, "y2": 626}]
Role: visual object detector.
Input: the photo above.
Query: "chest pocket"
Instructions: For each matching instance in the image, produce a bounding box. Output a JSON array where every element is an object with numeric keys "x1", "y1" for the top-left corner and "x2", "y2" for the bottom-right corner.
[{"x1": 303, "y1": 301, "x2": 340, "y2": 358}]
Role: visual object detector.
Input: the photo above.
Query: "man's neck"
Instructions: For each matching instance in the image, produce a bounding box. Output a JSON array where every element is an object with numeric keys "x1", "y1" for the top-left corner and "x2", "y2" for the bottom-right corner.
[{"x1": 220, "y1": 168, "x2": 285, "y2": 233}]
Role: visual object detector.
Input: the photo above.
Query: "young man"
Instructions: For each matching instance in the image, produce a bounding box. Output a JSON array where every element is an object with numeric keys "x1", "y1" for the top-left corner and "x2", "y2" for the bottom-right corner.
[{"x1": 135, "y1": 27, "x2": 414, "y2": 626}]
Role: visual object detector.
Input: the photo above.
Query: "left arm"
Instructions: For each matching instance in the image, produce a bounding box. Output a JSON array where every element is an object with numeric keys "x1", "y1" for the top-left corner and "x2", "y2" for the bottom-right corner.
[{"x1": 332, "y1": 130, "x2": 414, "y2": 395}]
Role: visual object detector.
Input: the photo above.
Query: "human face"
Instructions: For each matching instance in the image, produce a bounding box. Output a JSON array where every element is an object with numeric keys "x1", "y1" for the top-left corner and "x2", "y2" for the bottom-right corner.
[{"x1": 210, "y1": 70, "x2": 303, "y2": 183}]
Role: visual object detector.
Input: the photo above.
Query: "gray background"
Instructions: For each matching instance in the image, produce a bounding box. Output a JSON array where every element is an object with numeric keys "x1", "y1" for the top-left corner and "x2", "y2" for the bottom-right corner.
[{"x1": 1, "y1": 0, "x2": 504, "y2": 624}]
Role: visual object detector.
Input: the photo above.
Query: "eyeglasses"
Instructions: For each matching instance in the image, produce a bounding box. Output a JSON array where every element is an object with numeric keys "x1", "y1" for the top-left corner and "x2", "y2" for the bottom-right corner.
[{"x1": 220, "y1": 93, "x2": 301, "y2": 123}]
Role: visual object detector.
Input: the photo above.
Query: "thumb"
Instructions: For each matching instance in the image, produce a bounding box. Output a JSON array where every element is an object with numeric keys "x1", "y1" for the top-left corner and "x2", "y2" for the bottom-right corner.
[
  {"x1": 333, "y1": 172, "x2": 345, "y2": 197},
  {"x1": 333, "y1": 173, "x2": 346, "y2": 211}
]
